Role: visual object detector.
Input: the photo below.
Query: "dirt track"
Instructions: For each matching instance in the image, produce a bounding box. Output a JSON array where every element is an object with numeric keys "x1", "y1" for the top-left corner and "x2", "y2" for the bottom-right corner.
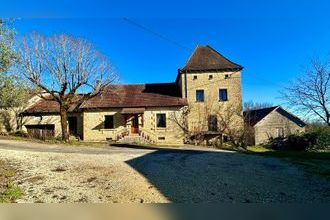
[{"x1": 0, "y1": 139, "x2": 329, "y2": 203}]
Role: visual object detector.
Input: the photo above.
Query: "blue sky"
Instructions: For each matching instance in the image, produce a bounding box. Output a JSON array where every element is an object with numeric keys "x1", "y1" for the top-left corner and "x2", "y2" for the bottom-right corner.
[{"x1": 3, "y1": 0, "x2": 330, "y2": 105}]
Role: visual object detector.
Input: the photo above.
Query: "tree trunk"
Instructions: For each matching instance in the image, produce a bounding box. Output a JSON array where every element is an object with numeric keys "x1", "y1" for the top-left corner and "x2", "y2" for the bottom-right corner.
[{"x1": 60, "y1": 104, "x2": 69, "y2": 142}]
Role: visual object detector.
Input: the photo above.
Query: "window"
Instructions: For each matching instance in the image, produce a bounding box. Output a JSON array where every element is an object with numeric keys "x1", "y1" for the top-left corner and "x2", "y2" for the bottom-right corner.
[
  {"x1": 196, "y1": 90, "x2": 204, "y2": 102},
  {"x1": 104, "y1": 115, "x2": 114, "y2": 129},
  {"x1": 156, "y1": 114, "x2": 166, "y2": 128},
  {"x1": 208, "y1": 75, "x2": 213, "y2": 80},
  {"x1": 219, "y1": 89, "x2": 228, "y2": 101},
  {"x1": 193, "y1": 75, "x2": 198, "y2": 80},
  {"x1": 208, "y1": 115, "x2": 218, "y2": 132},
  {"x1": 277, "y1": 127, "x2": 284, "y2": 137},
  {"x1": 225, "y1": 74, "x2": 229, "y2": 79}
]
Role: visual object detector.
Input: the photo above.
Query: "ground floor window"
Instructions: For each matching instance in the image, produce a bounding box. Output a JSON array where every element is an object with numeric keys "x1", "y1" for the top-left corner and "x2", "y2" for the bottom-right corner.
[
  {"x1": 156, "y1": 113, "x2": 166, "y2": 128},
  {"x1": 104, "y1": 115, "x2": 114, "y2": 129}
]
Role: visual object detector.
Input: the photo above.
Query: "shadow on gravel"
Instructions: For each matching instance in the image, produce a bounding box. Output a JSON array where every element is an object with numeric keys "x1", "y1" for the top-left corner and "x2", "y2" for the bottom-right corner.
[{"x1": 125, "y1": 144, "x2": 330, "y2": 203}]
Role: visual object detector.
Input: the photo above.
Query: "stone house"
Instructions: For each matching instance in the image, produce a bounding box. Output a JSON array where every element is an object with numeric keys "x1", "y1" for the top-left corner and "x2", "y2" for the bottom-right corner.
[
  {"x1": 21, "y1": 45, "x2": 244, "y2": 145},
  {"x1": 244, "y1": 106, "x2": 306, "y2": 145},
  {"x1": 0, "y1": 94, "x2": 42, "y2": 134}
]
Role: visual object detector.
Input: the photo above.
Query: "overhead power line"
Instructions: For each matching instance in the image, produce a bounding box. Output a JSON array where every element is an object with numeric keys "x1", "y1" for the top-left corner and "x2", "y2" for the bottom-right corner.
[{"x1": 122, "y1": 17, "x2": 191, "y2": 52}]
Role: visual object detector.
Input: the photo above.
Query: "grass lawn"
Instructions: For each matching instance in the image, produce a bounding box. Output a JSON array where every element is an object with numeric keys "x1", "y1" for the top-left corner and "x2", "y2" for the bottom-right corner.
[
  {"x1": 0, "y1": 160, "x2": 22, "y2": 203},
  {"x1": 0, "y1": 135, "x2": 108, "y2": 148},
  {"x1": 247, "y1": 145, "x2": 330, "y2": 179}
]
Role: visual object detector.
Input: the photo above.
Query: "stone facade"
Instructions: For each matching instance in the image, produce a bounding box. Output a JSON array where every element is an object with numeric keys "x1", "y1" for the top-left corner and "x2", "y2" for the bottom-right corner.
[
  {"x1": 178, "y1": 70, "x2": 243, "y2": 133},
  {"x1": 20, "y1": 45, "x2": 245, "y2": 145},
  {"x1": 82, "y1": 107, "x2": 185, "y2": 144},
  {"x1": 254, "y1": 108, "x2": 305, "y2": 145}
]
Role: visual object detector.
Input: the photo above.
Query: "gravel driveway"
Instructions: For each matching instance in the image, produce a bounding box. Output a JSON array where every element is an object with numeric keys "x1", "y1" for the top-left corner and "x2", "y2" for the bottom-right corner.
[{"x1": 0, "y1": 139, "x2": 329, "y2": 203}]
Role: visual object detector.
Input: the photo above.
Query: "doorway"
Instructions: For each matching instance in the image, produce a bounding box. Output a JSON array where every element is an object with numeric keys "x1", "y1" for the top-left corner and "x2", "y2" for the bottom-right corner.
[
  {"x1": 131, "y1": 115, "x2": 139, "y2": 134},
  {"x1": 68, "y1": 116, "x2": 78, "y2": 135}
]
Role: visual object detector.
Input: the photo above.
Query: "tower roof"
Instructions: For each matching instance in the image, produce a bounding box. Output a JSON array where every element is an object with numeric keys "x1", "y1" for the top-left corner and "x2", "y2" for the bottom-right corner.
[{"x1": 180, "y1": 45, "x2": 243, "y2": 73}]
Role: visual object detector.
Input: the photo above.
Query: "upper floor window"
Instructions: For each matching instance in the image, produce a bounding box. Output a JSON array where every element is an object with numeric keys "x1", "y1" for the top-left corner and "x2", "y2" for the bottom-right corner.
[
  {"x1": 104, "y1": 115, "x2": 114, "y2": 129},
  {"x1": 225, "y1": 74, "x2": 229, "y2": 79},
  {"x1": 219, "y1": 89, "x2": 228, "y2": 101},
  {"x1": 156, "y1": 113, "x2": 166, "y2": 128},
  {"x1": 196, "y1": 90, "x2": 204, "y2": 102},
  {"x1": 208, "y1": 75, "x2": 213, "y2": 80},
  {"x1": 193, "y1": 75, "x2": 198, "y2": 80}
]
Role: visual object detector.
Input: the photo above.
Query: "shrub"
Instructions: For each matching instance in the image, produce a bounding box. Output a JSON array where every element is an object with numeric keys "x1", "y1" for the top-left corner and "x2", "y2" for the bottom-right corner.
[
  {"x1": 266, "y1": 126, "x2": 330, "y2": 151},
  {"x1": 9, "y1": 130, "x2": 28, "y2": 138},
  {"x1": 306, "y1": 126, "x2": 330, "y2": 151}
]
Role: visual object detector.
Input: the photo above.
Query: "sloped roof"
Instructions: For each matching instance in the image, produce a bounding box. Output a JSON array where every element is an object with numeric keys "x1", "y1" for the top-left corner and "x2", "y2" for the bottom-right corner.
[
  {"x1": 244, "y1": 106, "x2": 306, "y2": 127},
  {"x1": 80, "y1": 83, "x2": 187, "y2": 109},
  {"x1": 180, "y1": 45, "x2": 243, "y2": 73},
  {"x1": 23, "y1": 83, "x2": 187, "y2": 114},
  {"x1": 243, "y1": 106, "x2": 279, "y2": 127},
  {"x1": 23, "y1": 95, "x2": 85, "y2": 114}
]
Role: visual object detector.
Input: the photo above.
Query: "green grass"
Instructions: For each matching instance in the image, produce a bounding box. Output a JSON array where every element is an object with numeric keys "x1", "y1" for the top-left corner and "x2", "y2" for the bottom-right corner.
[
  {"x1": 247, "y1": 145, "x2": 330, "y2": 178},
  {"x1": 0, "y1": 183, "x2": 22, "y2": 203}
]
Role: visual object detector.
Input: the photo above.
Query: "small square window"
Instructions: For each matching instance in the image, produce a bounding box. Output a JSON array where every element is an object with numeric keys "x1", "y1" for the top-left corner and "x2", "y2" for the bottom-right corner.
[
  {"x1": 104, "y1": 115, "x2": 114, "y2": 129},
  {"x1": 193, "y1": 75, "x2": 198, "y2": 80},
  {"x1": 156, "y1": 114, "x2": 166, "y2": 128},
  {"x1": 196, "y1": 90, "x2": 204, "y2": 102},
  {"x1": 219, "y1": 89, "x2": 228, "y2": 101},
  {"x1": 208, "y1": 75, "x2": 213, "y2": 80},
  {"x1": 225, "y1": 74, "x2": 229, "y2": 79}
]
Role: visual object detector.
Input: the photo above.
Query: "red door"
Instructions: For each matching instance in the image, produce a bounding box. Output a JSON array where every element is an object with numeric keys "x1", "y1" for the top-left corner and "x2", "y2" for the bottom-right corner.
[{"x1": 131, "y1": 115, "x2": 139, "y2": 134}]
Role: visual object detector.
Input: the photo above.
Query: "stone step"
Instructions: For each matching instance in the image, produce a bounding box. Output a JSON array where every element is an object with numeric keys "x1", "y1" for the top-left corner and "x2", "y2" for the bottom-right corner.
[{"x1": 118, "y1": 135, "x2": 152, "y2": 144}]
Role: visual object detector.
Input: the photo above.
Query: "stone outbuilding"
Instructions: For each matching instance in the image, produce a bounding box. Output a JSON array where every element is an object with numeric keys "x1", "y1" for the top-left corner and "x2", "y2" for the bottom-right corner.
[{"x1": 244, "y1": 106, "x2": 306, "y2": 145}]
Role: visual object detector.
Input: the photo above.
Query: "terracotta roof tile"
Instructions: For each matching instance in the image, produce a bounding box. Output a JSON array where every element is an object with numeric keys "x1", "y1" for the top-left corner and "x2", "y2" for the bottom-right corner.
[
  {"x1": 24, "y1": 83, "x2": 187, "y2": 113},
  {"x1": 80, "y1": 83, "x2": 187, "y2": 109}
]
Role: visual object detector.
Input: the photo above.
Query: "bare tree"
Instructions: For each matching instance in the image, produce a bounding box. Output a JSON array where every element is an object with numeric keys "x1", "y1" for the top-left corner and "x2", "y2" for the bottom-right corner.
[
  {"x1": 282, "y1": 59, "x2": 330, "y2": 126},
  {"x1": 243, "y1": 100, "x2": 273, "y2": 111},
  {"x1": 170, "y1": 102, "x2": 252, "y2": 149},
  {"x1": 17, "y1": 33, "x2": 118, "y2": 141}
]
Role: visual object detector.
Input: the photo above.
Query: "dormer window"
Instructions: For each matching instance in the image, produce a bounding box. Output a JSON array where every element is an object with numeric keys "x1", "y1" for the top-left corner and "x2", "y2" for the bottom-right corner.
[
  {"x1": 208, "y1": 75, "x2": 213, "y2": 80},
  {"x1": 193, "y1": 75, "x2": 198, "y2": 80}
]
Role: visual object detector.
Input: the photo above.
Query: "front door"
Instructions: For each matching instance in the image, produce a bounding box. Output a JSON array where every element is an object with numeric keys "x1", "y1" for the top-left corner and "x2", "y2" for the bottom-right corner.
[
  {"x1": 68, "y1": 116, "x2": 78, "y2": 135},
  {"x1": 131, "y1": 115, "x2": 139, "y2": 134}
]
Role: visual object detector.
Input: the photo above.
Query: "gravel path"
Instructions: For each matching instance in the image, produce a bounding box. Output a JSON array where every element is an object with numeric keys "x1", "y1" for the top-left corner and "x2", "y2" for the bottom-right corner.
[{"x1": 0, "y1": 139, "x2": 329, "y2": 203}]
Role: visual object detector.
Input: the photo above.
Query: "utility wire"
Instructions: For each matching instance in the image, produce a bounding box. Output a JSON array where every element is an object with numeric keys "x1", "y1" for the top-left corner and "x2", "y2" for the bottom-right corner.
[
  {"x1": 122, "y1": 17, "x2": 191, "y2": 52},
  {"x1": 123, "y1": 17, "x2": 281, "y2": 88}
]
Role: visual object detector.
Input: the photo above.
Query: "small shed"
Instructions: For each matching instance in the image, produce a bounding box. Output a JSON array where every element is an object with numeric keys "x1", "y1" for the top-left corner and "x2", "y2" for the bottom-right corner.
[{"x1": 244, "y1": 106, "x2": 306, "y2": 145}]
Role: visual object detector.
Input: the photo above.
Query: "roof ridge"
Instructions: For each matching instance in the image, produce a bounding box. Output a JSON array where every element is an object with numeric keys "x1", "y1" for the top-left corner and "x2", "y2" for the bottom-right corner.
[{"x1": 180, "y1": 45, "x2": 243, "y2": 72}]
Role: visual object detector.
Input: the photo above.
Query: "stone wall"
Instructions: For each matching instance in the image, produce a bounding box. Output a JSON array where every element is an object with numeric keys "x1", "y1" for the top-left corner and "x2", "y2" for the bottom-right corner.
[
  {"x1": 254, "y1": 109, "x2": 305, "y2": 145},
  {"x1": 82, "y1": 109, "x2": 126, "y2": 141},
  {"x1": 82, "y1": 107, "x2": 185, "y2": 144},
  {"x1": 23, "y1": 114, "x2": 62, "y2": 137},
  {"x1": 178, "y1": 70, "x2": 243, "y2": 132}
]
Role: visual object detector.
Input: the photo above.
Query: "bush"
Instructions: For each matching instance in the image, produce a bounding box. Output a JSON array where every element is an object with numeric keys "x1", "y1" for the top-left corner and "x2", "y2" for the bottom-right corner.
[
  {"x1": 266, "y1": 126, "x2": 330, "y2": 151},
  {"x1": 9, "y1": 130, "x2": 28, "y2": 138},
  {"x1": 306, "y1": 126, "x2": 330, "y2": 151}
]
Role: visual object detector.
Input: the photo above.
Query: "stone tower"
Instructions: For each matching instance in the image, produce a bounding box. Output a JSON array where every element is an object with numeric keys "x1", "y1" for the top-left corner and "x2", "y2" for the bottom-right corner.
[{"x1": 176, "y1": 45, "x2": 244, "y2": 134}]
